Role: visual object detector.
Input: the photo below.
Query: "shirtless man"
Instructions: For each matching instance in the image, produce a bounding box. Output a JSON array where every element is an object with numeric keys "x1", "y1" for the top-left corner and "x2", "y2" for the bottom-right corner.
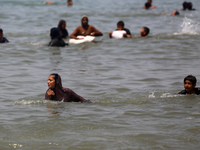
[
  {"x1": 143, "y1": 0, "x2": 156, "y2": 9},
  {"x1": 70, "y1": 15, "x2": 103, "y2": 39}
]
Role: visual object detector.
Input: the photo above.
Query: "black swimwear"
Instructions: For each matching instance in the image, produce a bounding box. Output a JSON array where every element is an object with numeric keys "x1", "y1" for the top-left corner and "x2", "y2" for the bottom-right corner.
[
  {"x1": 123, "y1": 28, "x2": 131, "y2": 36},
  {"x1": 48, "y1": 39, "x2": 66, "y2": 47},
  {"x1": 0, "y1": 37, "x2": 9, "y2": 43},
  {"x1": 49, "y1": 27, "x2": 67, "y2": 47},
  {"x1": 178, "y1": 87, "x2": 200, "y2": 95}
]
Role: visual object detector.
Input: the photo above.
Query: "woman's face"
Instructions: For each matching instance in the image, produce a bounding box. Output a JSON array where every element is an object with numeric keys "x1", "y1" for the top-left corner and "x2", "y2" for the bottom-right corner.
[
  {"x1": 47, "y1": 75, "x2": 56, "y2": 89},
  {"x1": 62, "y1": 22, "x2": 66, "y2": 29},
  {"x1": 140, "y1": 28, "x2": 146, "y2": 36}
]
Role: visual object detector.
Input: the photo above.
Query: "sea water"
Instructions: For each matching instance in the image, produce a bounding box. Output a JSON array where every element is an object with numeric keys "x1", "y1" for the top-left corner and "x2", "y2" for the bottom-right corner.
[{"x1": 0, "y1": 0, "x2": 200, "y2": 149}]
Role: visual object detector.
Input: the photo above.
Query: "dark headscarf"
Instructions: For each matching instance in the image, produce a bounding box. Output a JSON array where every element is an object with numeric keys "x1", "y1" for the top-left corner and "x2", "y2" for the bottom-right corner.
[
  {"x1": 50, "y1": 27, "x2": 61, "y2": 40},
  {"x1": 57, "y1": 20, "x2": 68, "y2": 38},
  {"x1": 45, "y1": 74, "x2": 86, "y2": 102}
]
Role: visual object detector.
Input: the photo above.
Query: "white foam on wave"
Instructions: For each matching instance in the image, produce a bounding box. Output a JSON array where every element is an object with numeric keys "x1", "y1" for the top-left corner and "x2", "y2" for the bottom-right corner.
[
  {"x1": 14, "y1": 99, "x2": 60, "y2": 105},
  {"x1": 148, "y1": 92, "x2": 155, "y2": 98},
  {"x1": 174, "y1": 17, "x2": 200, "y2": 35},
  {"x1": 160, "y1": 93, "x2": 180, "y2": 98}
]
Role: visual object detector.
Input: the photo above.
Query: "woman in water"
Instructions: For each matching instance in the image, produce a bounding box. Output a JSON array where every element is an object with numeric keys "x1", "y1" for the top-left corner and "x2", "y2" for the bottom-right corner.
[
  {"x1": 57, "y1": 20, "x2": 68, "y2": 39},
  {"x1": 45, "y1": 73, "x2": 89, "y2": 102},
  {"x1": 48, "y1": 27, "x2": 66, "y2": 47}
]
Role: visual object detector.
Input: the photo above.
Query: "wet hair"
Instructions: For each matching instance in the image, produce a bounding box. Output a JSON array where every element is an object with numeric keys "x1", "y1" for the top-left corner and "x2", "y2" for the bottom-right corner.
[
  {"x1": 145, "y1": 2, "x2": 151, "y2": 9},
  {"x1": 184, "y1": 75, "x2": 197, "y2": 85},
  {"x1": 143, "y1": 27, "x2": 150, "y2": 35},
  {"x1": 182, "y1": 2, "x2": 188, "y2": 10},
  {"x1": 57, "y1": 20, "x2": 66, "y2": 30},
  {"x1": 50, "y1": 73, "x2": 58, "y2": 85},
  {"x1": 174, "y1": 11, "x2": 180, "y2": 15},
  {"x1": 187, "y1": 2, "x2": 193, "y2": 10},
  {"x1": 117, "y1": 21, "x2": 124, "y2": 27},
  {"x1": 182, "y1": 1, "x2": 193, "y2": 10}
]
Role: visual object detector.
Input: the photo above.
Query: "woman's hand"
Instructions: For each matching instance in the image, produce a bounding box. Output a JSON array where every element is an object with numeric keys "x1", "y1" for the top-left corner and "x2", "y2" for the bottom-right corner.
[{"x1": 47, "y1": 89, "x2": 55, "y2": 99}]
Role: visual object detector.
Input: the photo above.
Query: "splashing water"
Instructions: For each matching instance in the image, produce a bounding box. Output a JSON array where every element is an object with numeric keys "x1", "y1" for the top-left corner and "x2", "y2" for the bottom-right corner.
[{"x1": 175, "y1": 17, "x2": 200, "y2": 35}]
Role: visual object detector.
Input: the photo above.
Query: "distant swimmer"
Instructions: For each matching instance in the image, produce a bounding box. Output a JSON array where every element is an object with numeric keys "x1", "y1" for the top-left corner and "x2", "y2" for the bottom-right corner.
[
  {"x1": 182, "y1": 1, "x2": 196, "y2": 11},
  {"x1": 172, "y1": 10, "x2": 180, "y2": 16},
  {"x1": 45, "y1": 1, "x2": 52, "y2": 5},
  {"x1": 70, "y1": 15, "x2": 103, "y2": 39},
  {"x1": 140, "y1": 27, "x2": 150, "y2": 37},
  {"x1": 48, "y1": 27, "x2": 67, "y2": 47},
  {"x1": 0, "y1": 28, "x2": 9, "y2": 43},
  {"x1": 143, "y1": 0, "x2": 156, "y2": 9},
  {"x1": 178, "y1": 75, "x2": 200, "y2": 95},
  {"x1": 45, "y1": 73, "x2": 91, "y2": 102},
  {"x1": 67, "y1": 0, "x2": 73, "y2": 6},
  {"x1": 57, "y1": 20, "x2": 68, "y2": 39},
  {"x1": 109, "y1": 21, "x2": 132, "y2": 38}
]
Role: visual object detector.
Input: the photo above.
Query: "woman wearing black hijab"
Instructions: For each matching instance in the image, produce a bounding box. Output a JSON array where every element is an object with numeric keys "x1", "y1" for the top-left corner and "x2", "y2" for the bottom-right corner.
[
  {"x1": 48, "y1": 27, "x2": 66, "y2": 47},
  {"x1": 57, "y1": 20, "x2": 69, "y2": 39}
]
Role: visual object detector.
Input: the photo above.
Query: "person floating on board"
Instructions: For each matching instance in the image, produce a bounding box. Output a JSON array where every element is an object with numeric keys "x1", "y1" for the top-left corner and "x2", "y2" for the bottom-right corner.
[
  {"x1": 45, "y1": 73, "x2": 91, "y2": 102},
  {"x1": 0, "y1": 28, "x2": 9, "y2": 43},
  {"x1": 109, "y1": 21, "x2": 132, "y2": 38},
  {"x1": 140, "y1": 27, "x2": 150, "y2": 38},
  {"x1": 178, "y1": 75, "x2": 200, "y2": 95},
  {"x1": 70, "y1": 15, "x2": 103, "y2": 39}
]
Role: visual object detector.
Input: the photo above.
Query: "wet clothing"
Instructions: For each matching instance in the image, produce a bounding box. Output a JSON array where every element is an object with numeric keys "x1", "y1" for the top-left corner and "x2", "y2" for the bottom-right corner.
[
  {"x1": 48, "y1": 27, "x2": 67, "y2": 47},
  {"x1": 58, "y1": 20, "x2": 68, "y2": 38},
  {"x1": 48, "y1": 39, "x2": 66, "y2": 47},
  {"x1": 0, "y1": 37, "x2": 9, "y2": 43},
  {"x1": 59, "y1": 29, "x2": 68, "y2": 39},
  {"x1": 116, "y1": 28, "x2": 131, "y2": 36},
  {"x1": 45, "y1": 74, "x2": 87, "y2": 102},
  {"x1": 178, "y1": 87, "x2": 200, "y2": 95}
]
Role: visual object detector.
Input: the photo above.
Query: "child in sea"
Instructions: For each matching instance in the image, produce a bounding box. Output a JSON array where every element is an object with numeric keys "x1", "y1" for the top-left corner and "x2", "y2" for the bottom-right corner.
[
  {"x1": 0, "y1": 28, "x2": 9, "y2": 43},
  {"x1": 140, "y1": 27, "x2": 150, "y2": 37},
  {"x1": 178, "y1": 75, "x2": 200, "y2": 95}
]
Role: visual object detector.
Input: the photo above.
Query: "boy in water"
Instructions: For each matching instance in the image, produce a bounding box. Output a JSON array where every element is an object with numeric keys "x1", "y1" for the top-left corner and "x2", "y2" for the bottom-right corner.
[
  {"x1": 178, "y1": 75, "x2": 200, "y2": 95},
  {"x1": 109, "y1": 21, "x2": 132, "y2": 38},
  {"x1": 0, "y1": 28, "x2": 9, "y2": 43},
  {"x1": 140, "y1": 27, "x2": 150, "y2": 37}
]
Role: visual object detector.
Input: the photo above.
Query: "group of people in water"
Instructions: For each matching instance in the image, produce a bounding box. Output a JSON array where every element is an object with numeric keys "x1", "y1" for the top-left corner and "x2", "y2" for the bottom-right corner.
[
  {"x1": 48, "y1": 15, "x2": 150, "y2": 47},
  {"x1": 0, "y1": 1, "x2": 196, "y2": 45},
  {"x1": 1, "y1": 1, "x2": 199, "y2": 102}
]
